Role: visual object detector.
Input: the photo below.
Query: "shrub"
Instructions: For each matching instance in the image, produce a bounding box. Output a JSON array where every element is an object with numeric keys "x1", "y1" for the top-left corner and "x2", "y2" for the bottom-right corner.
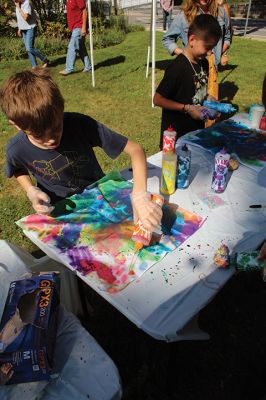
[{"x1": 43, "y1": 21, "x2": 70, "y2": 39}]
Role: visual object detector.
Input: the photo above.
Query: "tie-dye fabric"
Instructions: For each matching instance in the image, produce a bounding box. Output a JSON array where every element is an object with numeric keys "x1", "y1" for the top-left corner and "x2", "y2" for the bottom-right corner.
[
  {"x1": 181, "y1": 120, "x2": 266, "y2": 171},
  {"x1": 17, "y1": 172, "x2": 205, "y2": 293}
]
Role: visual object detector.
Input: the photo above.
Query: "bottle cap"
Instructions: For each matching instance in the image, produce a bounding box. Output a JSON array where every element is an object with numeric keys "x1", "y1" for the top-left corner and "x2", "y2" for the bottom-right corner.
[
  {"x1": 220, "y1": 147, "x2": 227, "y2": 154},
  {"x1": 167, "y1": 125, "x2": 174, "y2": 132}
]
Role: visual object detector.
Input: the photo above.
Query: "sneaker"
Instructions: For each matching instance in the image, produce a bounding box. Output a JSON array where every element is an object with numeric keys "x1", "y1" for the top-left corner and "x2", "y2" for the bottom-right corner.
[
  {"x1": 83, "y1": 67, "x2": 92, "y2": 73},
  {"x1": 42, "y1": 59, "x2": 49, "y2": 68},
  {"x1": 59, "y1": 70, "x2": 72, "y2": 76}
]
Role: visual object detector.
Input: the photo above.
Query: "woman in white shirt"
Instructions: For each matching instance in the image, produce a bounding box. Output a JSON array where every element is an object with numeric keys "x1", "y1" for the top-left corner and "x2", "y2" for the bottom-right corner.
[{"x1": 14, "y1": 0, "x2": 48, "y2": 68}]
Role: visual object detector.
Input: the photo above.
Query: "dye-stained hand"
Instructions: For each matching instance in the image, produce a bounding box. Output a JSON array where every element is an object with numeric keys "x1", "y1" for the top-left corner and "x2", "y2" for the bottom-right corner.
[
  {"x1": 131, "y1": 191, "x2": 162, "y2": 231},
  {"x1": 27, "y1": 186, "x2": 54, "y2": 215}
]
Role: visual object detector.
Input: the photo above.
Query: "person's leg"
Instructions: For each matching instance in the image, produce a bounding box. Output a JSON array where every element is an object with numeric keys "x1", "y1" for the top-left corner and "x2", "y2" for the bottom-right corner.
[
  {"x1": 163, "y1": 9, "x2": 167, "y2": 31},
  {"x1": 64, "y1": 28, "x2": 80, "y2": 73},
  {"x1": 79, "y1": 36, "x2": 91, "y2": 72},
  {"x1": 22, "y1": 29, "x2": 37, "y2": 68},
  {"x1": 30, "y1": 27, "x2": 48, "y2": 64}
]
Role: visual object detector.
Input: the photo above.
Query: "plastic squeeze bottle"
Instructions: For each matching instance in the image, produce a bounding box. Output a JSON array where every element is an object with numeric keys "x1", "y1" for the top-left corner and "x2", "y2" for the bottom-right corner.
[
  {"x1": 211, "y1": 148, "x2": 230, "y2": 193},
  {"x1": 175, "y1": 144, "x2": 191, "y2": 189},
  {"x1": 162, "y1": 126, "x2": 177, "y2": 153},
  {"x1": 160, "y1": 150, "x2": 177, "y2": 195}
]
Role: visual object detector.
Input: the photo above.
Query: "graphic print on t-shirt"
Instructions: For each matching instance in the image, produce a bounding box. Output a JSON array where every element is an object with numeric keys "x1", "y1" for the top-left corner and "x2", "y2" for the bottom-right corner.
[
  {"x1": 192, "y1": 68, "x2": 208, "y2": 105},
  {"x1": 32, "y1": 151, "x2": 92, "y2": 191}
]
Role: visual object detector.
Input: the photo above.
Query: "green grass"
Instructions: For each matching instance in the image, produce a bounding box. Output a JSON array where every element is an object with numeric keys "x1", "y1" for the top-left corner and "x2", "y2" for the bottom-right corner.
[{"x1": 0, "y1": 32, "x2": 265, "y2": 251}]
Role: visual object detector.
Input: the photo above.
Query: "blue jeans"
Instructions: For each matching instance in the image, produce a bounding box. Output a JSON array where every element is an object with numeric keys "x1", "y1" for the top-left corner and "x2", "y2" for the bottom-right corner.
[
  {"x1": 22, "y1": 27, "x2": 47, "y2": 68},
  {"x1": 66, "y1": 28, "x2": 91, "y2": 73}
]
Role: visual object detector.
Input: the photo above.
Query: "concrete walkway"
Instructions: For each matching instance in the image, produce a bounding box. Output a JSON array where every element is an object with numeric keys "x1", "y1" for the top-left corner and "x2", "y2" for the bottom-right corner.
[{"x1": 126, "y1": 4, "x2": 266, "y2": 40}]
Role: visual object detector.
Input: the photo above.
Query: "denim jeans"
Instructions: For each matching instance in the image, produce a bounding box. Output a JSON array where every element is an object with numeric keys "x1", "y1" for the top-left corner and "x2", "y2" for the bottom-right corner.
[
  {"x1": 163, "y1": 9, "x2": 172, "y2": 30},
  {"x1": 66, "y1": 28, "x2": 91, "y2": 73},
  {"x1": 22, "y1": 27, "x2": 47, "y2": 68}
]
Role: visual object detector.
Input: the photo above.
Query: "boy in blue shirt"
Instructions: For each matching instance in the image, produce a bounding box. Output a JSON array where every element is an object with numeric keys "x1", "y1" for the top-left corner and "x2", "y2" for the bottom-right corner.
[{"x1": 1, "y1": 69, "x2": 161, "y2": 231}]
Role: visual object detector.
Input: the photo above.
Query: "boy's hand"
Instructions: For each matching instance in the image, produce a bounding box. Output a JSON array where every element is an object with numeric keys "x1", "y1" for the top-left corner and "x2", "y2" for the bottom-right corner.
[
  {"x1": 207, "y1": 95, "x2": 219, "y2": 102},
  {"x1": 131, "y1": 191, "x2": 162, "y2": 231},
  {"x1": 187, "y1": 105, "x2": 207, "y2": 121},
  {"x1": 27, "y1": 186, "x2": 54, "y2": 215},
  {"x1": 17, "y1": 29, "x2": 22, "y2": 37}
]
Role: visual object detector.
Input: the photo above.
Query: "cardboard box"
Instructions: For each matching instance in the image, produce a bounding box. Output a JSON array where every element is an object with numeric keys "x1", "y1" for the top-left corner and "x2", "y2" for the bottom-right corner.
[{"x1": 0, "y1": 272, "x2": 60, "y2": 385}]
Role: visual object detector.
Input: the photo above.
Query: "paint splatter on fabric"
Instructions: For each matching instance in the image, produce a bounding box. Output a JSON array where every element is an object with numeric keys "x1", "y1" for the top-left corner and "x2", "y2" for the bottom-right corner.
[
  {"x1": 181, "y1": 120, "x2": 266, "y2": 171},
  {"x1": 17, "y1": 172, "x2": 205, "y2": 293},
  {"x1": 197, "y1": 192, "x2": 228, "y2": 209}
]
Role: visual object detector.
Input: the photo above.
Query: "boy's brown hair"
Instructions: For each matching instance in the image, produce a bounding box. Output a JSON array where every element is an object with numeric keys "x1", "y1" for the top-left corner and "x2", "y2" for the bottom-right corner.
[{"x1": 0, "y1": 68, "x2": 64, "y2": 137}]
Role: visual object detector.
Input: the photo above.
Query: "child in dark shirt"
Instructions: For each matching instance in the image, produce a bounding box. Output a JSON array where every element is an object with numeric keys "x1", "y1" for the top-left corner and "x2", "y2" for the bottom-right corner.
[
  {"x1": 1, "y1": 69, "x2": 162, "y2": 231},
  {"x1": 153, "y1": 14, "x2": 222, "y2": 149}
]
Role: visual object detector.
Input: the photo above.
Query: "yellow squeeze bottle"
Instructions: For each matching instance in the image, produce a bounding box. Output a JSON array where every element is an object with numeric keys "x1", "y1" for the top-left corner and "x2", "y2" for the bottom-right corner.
[{"x1": 160, "y1": 150, "x2": 177, "y2": 195}]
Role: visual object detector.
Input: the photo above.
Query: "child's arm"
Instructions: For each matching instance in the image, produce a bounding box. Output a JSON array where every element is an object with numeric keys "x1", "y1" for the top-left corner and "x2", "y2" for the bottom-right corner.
[
  {"x1": 153, "y1": 92, "x2": 206, "y2": 120},
  {"x1": 123, "y1": 140, "x2": 162, "y2": 231},
  {"x1": 15, "y1": 174, "x2": 54, "y2": 214}
]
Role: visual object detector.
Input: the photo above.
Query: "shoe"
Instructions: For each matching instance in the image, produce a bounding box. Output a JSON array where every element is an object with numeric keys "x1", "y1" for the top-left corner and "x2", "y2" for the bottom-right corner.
[
  {"x1": 83, "y1": 67, "x2": 92, "y2": 73},
  {"x1": 42, "y1": 59, "x2": 49, "y2": 68},
  {"x1": 59, "y1": 70, "x2": 72, "y2": 76}
]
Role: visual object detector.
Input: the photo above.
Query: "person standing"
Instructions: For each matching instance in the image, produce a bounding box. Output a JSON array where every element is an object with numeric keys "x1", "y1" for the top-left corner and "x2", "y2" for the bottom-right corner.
[
  {"x1": 162, "y1": 0, "x2": 231, "y2": 102},
  {"x1": 160, "y1": 0, "x2": 174, "y2": 31},
  {"x1": 14, "y1": 0, "x2": 48, "y2": 69},
  {"x1": 60, "y1": 0, "x2": 91, "y2": 76}
]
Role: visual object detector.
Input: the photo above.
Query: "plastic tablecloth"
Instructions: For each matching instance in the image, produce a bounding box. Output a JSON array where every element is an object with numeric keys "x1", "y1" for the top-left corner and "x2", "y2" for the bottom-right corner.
[
  {"x1": 21, "y1": 118, "x2": 266, "y2": 342},
  {"x1": 0, "y1": 240, "x2": 122, "y2": 400}
]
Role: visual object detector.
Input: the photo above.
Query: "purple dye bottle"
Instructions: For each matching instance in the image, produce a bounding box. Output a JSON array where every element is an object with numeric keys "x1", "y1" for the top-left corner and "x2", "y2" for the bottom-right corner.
[{"x1": 211, "y1": 148, "x2": 230, "y2": 193}]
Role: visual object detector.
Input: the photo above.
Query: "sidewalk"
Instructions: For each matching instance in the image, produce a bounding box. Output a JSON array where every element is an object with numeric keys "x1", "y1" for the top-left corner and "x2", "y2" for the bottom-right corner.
[{"x1": 126, "y1": 4, "x2": 266, "y2": 40}]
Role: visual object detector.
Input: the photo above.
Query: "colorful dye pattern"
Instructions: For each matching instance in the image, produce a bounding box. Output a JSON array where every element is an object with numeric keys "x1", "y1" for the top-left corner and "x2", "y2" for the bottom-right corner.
[
  {"x1": 182, "y1": 120, "x2": 266, "y2": 171},
  {"x1": 17, "y1": 172, "x2": 205, "y2": 293}
]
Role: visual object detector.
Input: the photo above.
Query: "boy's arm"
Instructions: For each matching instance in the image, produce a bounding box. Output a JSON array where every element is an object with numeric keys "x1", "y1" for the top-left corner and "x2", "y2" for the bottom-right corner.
[
  {"x1": 123, "y1": 140, "x2": 162, "y2": 231},
  {"x1": 15, "y1": 173, "x2": 54, "y2": 214},
  {"x1": 153, "y1": 92, "x2": 206, "y2": 120},
  {"x1": 162, "y1": 13, "x2": 183, "y2": 56}
]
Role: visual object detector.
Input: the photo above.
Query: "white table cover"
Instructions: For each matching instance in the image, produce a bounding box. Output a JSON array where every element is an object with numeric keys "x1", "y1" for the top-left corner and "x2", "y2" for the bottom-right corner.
[{"x1": 21, "y1": 117, "x2": 266, "y2": 342}]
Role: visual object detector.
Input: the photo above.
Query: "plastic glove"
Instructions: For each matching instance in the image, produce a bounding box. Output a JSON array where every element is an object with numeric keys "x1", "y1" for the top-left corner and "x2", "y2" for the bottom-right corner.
[
  {"x1": 131, "y1": 191, "x2": 163, "y2": 231},
  {"x1": 27, "y1": 186, "x2": 54, "y2": 215},
  {"x1": 187, "y1": 105, "x2": 208, "y2": 121}
]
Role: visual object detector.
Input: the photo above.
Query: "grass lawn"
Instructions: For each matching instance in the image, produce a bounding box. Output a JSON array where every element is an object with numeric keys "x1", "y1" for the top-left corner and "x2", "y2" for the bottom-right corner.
[
  {"x1": 0, "y1": 32, "x2": 266, "y2": 400},
  {"x1": 0, "y1": 32, "x2": 265, "y2": 250}
]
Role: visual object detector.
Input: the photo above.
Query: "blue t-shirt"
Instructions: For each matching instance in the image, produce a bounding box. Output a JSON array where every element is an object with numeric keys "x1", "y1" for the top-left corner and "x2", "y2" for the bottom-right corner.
[{"x1": 6, "y1": 112, "x2": 128, "y2": 202}]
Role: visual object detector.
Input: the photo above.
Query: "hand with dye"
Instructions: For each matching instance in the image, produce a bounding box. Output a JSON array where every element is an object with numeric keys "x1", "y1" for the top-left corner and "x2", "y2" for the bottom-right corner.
[
  {"x1": 131, "y1": 191, "x2": 163, "y2": 231},
  {"x1": 187, "y1": 105, "x2": 208, "y2": 121},
  {"x1": 27, "y1": 186, "x2": 54, "y2": 215}
]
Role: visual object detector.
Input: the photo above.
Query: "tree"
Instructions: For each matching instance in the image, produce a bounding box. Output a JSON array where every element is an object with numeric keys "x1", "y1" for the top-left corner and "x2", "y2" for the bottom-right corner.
[{"x1": 31, "y1": 0, "x2": 66, "y2": 28}]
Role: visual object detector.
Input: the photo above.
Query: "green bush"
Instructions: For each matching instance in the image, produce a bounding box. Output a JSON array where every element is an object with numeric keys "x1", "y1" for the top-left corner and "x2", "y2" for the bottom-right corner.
[
  {"x1": 0, "y1": 27, "x2": 129, "y2": 61},
  {"x1": 0, "y1": 36, "x2": 67, "y2": 61},
  {"x1": 43, "y1": 21, "x2": 70, "y2": 39},
  {"x1": 94, "y1": 28, "x2": 125, "y2": 48}
]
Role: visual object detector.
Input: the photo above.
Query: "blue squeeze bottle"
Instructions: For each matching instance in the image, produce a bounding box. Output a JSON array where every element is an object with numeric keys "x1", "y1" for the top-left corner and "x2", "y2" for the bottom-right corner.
[
  {"x1": 175, "y1": 144, "x2": 191, "y2": 189},
  {"x1": 203, "y1": 101, "x2": 236, "y2": 114}
]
